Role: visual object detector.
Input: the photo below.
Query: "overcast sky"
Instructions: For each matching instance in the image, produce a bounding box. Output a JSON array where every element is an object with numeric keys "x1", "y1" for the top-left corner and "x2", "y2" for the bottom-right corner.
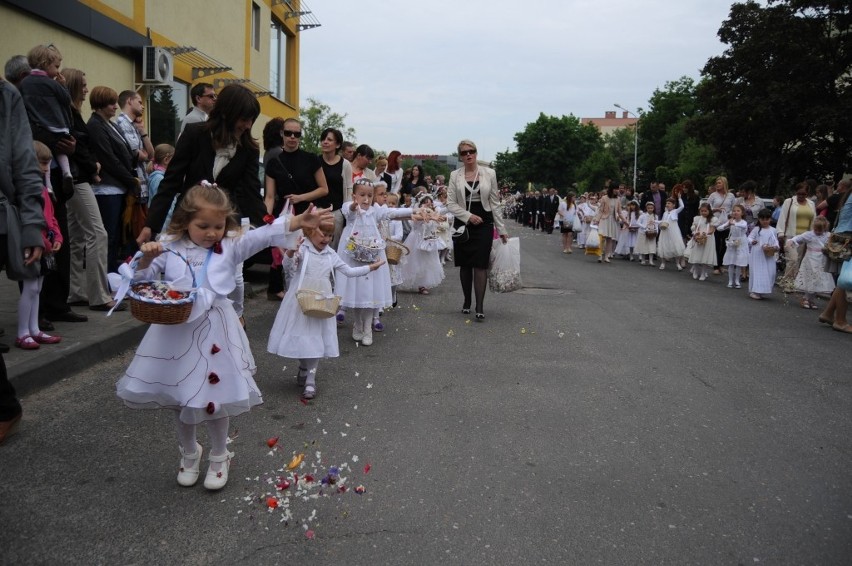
[{"x1": 298, "y1": 0, "x2": 740, "y2": 162}]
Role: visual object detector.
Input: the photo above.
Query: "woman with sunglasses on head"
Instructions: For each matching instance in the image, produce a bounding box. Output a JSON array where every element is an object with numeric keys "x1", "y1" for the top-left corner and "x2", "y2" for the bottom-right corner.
[{"x1": 446, "y1": 140, "x2": 508, "y2": 321}]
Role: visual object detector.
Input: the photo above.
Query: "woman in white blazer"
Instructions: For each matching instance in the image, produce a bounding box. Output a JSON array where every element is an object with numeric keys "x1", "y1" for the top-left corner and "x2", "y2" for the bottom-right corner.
[{"x1": 446, "y1": 139, "x2": 508, "y2": 321}]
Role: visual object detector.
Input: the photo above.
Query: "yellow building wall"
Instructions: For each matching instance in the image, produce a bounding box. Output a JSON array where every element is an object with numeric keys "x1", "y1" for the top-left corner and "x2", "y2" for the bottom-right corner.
[
  {"x1": 0, "y1": 0, "x2": 299, "y2": 139},
  {"x1": 0, "y1": 4, "x2": 134, "y2": 115}
]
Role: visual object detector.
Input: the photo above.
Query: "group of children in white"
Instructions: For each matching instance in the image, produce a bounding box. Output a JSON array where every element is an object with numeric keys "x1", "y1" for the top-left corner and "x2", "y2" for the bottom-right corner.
[
  {"x1": 560, "y1": 194, "x2": 834, "y2": 302},
  {"x1": 111, "y1": 178, "x2": 450, "y2": 492}
]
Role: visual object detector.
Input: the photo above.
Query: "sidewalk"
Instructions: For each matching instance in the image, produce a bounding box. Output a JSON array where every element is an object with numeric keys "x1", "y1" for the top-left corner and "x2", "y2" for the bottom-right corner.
[
  {"x1": 0, "y1": 275, "x2": 146, "y2": 397},
  {"x1": 0, "y1": 267, "x2": 267, "y2": 397}
]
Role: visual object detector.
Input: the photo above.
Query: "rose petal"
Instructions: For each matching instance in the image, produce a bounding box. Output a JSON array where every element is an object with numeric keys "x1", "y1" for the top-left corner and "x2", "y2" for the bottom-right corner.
[
  {"x1": 206, "y1": 402, "x2": 215, "y2": 414},
  {"x1": 208, "y1": 372, "x2": 220, "y2": 384},
  {"x1": 211, "y1": 344, "x2": 221, "y2": 354}
]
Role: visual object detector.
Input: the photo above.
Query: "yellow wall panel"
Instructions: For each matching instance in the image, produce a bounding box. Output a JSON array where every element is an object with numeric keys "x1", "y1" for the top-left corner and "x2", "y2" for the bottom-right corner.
[{"x1": 0, "y1": 5, "x2": 134, "y2": 114}]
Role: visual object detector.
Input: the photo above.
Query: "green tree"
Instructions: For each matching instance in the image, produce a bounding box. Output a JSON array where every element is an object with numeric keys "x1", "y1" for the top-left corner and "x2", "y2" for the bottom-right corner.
[
  {"x1": 576, "y1": 149, "x2": 621, "y2": 193},
  {"x1": 299, "y1": 97, "x2": 356, "y2": 154},
  {"x1": 493, "y1": 148, "x2": 524, "y2": 188},
  {"x1": 603, "y1": 127, "x2": 636, "y2": 185},
  {"x1": 638, "y1": 77, "x2": 698, "y2": 183},
  {"x1": 149, "y1": 86, "x2": 179, "y2": 146},
  {"x1": 693, "y1": 0, "x2": 852, "y2": 191},
  {"x1": 513, "y1": 113, "x2": 603, "y2": 187}
]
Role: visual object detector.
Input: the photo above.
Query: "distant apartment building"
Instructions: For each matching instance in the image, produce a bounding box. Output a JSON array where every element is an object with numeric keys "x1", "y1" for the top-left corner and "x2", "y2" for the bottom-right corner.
[{"x1": 580, "y1": 110, "x2": 638, "y2": 136}]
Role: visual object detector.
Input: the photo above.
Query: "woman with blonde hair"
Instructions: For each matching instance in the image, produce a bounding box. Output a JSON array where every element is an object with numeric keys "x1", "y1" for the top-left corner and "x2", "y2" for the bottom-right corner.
[{"x1": 707, "y1": 176, "x2": 735, "y2": 274}]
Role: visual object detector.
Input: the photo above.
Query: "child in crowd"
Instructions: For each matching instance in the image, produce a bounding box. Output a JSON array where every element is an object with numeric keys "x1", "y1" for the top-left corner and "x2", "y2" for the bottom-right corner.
[
  {"x1": 614, "y1": 200, "x2": 640, "y2": 261},
  {"x1": 747, "y1": 208, "x2": 780, "y2": 300},
  {"x1": 16, "y1": 141, "x2": 63, "y2": 350},
  {"x1": 435, "y1": 187, "x2": 453, "y2": 264},
  {"x1": 147, "y1": 143, "x2": 175, "y2": 230},
  {"x1": 19, "y1": 45, "x2": 75, "y2": 194},
  {"x1": 688, "y1": 202, "x2": 717, "y2": 281},
  {"x1": 400, "y1": 193, "x2": 446, "y2": 294},
  {"x1": 578, "y1": 193, "x2": 597, "y2": 249},
  {"x1": 267, "y1": 224, "x2": 384, "y2": 400},
  {"x1": 116, "y1": 183, "x2": 328, "y2": 491},
  {"x1": 787, "y1": 216, "x2": 835, "y2": 308},
  {"x1": 637, "y1": 201, "x2": 659, "y2": 266},
  {"x1": 558, "y1": 193, "x2": 576, "y2": 254},
  {"x1": 717, "y1": 204, "x2": 749, "y2": 288},
  {"x1": 384, "y1": 193, "x2": 405, "y2": 308},
  {"x1": 657, "y1": 197, "x2": 686, "y2": 271},
  {"x1": 337, "y1": 179, "x2": 414, "y2": 346}
]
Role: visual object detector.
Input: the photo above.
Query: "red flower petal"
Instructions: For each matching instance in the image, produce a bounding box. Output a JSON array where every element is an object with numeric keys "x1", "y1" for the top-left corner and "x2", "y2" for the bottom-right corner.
[
  {"x1": 304, "y1": 474, "x2": 314, "y2": 483},
  {"x1": 300, "y1": 398, "x2": 308, "y2": 406},
  {"x1": 263, "y1": 214, "x2": 275, "y2": 225},
  {"x1": 213, "y1": 241, "x2": 223, "y2": 254},
  {"x1": 276, "y1": 479, "x2": 291, "y2": 490},
  {"x1": 363, "y1": 463, "x2": 371, "y2": 474},
  {"x1": 305, "y1": 529, "x2": 315, "y2": 540},
  {"x1": 337, "y1": 485, "x2": 347, "y2": 494},
  {"x1": 266, "y1": 497, "x2": 278, "y2": 509},
  {"x1": 208, "y1": 372, "x2": 220, "y2": 384},
  {"x1": 354, "y1": 485, "x2": 366, "y2": 494},
  {"x1": 211, "y1": 344, "x2": 221, "y2": 354},
  {"x1": 206, "y1": 402, "x2": 215, "y2": 414},
  {"x1": 266, "y1": 436, "x2": 279, "y2": 448}
]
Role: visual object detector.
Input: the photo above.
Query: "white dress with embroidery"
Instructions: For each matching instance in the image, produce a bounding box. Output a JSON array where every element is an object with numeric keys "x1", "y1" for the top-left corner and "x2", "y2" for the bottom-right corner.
[
  {"x1": 747, "y1": 225, "x2": 780, "y2": 294},
  {"x1": 117, "y1": 220, "x2": 296, "y2": 424},
  {"x1": 267, "y1": 242, "x2": 370, "y2": 359},
  {"x1": 400, "y1": 216, "x2": 446, "y2": 291},
  {"x1": 789, "y1": 231, "x2": 835, "y2": 294},
  {"x1": 719, "y1": 219, "x2": 749, "y2": 267}
]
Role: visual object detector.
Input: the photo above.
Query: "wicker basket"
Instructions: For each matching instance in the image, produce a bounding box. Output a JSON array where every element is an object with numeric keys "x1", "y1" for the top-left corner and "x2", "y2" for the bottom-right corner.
[
  {"x1": 297, "y1": 290, "x2": 341, "y2": 319},
  {"x1": 128, "y1": 281, "x2": 194, "y2": 325},
  {"x1": 695, "y1": 233, "x2": 708, "y2": 245},
  {"x1": 385, "y1": 239, "x2": 409, "y2": 265},
  {"x1": 762, "y1": 245, "x2": 776, "y2": 258}
]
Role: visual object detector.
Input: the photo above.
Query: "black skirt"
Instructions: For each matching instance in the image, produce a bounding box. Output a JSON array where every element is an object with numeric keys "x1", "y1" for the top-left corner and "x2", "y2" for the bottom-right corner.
[{"x1": 454, "y1": 201, "x2": 493, "y2": 269}]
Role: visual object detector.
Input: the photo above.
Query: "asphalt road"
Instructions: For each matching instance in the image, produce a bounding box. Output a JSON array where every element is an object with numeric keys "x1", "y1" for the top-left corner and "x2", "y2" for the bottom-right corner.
[{"x1": 2, "y1": 227, "x2": 850, "y2": 565}]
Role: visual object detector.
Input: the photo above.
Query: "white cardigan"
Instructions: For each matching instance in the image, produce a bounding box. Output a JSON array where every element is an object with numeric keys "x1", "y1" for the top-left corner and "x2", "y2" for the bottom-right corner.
[{"x1": 446, "y1": 166, "x2": 507, "y2": 236}]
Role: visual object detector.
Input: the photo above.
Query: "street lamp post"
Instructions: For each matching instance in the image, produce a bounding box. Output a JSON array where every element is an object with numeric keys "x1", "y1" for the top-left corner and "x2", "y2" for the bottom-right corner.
[{"x1": 614, "y1": 104, "x2": 638, "y2": 191}]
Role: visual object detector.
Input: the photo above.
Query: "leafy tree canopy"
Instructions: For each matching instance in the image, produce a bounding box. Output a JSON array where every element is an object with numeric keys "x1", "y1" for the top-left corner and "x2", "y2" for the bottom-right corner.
[{"x1": 299, "y1": 97, "x2": 356, "y2": 154}]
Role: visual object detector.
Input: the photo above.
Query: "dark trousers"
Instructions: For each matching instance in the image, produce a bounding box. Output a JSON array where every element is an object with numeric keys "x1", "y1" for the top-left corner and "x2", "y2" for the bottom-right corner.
[
  {"x1": 0, "y1": 235, "x2": 22, "y2": 420},
  {"x1": 714, "y1": 228, "x2": 728, "y2": 268},
  {"x1": 40, "y1": 188, "x2": 72, "y2": 317},
  {"x1": 95, "y1": 193, "x2": 125, "y2": 274}
]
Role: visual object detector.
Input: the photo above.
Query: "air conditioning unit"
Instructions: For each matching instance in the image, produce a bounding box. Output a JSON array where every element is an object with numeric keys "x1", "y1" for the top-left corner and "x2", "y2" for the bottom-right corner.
[{"x1": 142, "y1": 46, "x2": 173, "y2": 83}]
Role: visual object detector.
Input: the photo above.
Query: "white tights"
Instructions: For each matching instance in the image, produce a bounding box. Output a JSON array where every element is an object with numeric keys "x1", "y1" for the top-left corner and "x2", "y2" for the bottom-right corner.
[
  {"x1": 17, "y1": 277, "x2": 43, "y2": 338},
  {"x1": 300, "y1": 358, "x2": 320, "y2": 387},
  {"x1": 728, "y1": 265, "x2": 742, "y2": 286},
  {"x1": 176, "y1": 414, "x2": 230, "y2": 470}
]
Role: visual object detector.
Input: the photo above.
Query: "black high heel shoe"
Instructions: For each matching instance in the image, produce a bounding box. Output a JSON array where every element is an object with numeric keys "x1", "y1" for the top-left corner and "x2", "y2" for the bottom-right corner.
[{"x1": 462, "y1": 303, "x2": 471, "y2": 315}]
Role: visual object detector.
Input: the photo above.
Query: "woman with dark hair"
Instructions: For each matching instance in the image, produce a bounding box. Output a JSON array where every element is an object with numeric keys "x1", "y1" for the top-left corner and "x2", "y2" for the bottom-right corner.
[
  {"x1": 403, "y1": 164, "x2": 425, "y2": 197},
  {"x1": 87, "y1": 85, "x2": 138, "y2": 285},
  {"x1": 387, "y1": 150, "x2": 403, "y2": 194},
  {"x1": 138, "y1": 84, "x2": 267, "y2": 244},
  {"x1": 62, "y1": 68, "x2": 112, "y2": 313},
  {"x1": 815, "y1": 184, "x2": 830, "y2": 218},
  {"x1": 446, "y1": 139, "x2": 508, "y2": 321},
  {"x1": 676, "y1": 180, "x2": 700, "y2": 242},
  {"x1": 318, "y1": 127, "x2": 352, "y2": 249},
  {"x1": 262, "y1": 117, "x2": 284, "y2": 169},
  {"x1": 736, "y1": 180, "x2": 765, "y2": 231}
]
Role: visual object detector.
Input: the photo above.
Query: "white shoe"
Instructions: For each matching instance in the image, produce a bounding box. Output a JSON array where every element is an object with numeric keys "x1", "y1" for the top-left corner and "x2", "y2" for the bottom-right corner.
[
  {"x1": 649, "y1": 260, "x2": 656, "y2": 266},
  {"x1": 640, "y1": 260, "x2": 647, "y2": 266},
  {"x1": 677, "y1": 264, "x2": 683, "y2": 272},
  {"x1": 177, "y1": 442, "x2": 203, "y2": 487},
  {"x1": 692, "y1": 270, "x2": 699, "y2": 280},
  {"x1": 204, "y1": 451, "x2": 234, "y2": 491},
  {"x1": 735, "y1": 283, "x2": 741, "y2": 289},
  {"x1": 699, "y1": 274, "x2": 707, "y2": 281},
  {"x1": 727, "y1": 283, "x2": 734, "y2": 288},
  {"x1": 302, "y1": 384, "x2": 317, "y2": 400},
  {"x1": 361, "y1": 329, "x2": 373, "y2": 346},
  {"x1": 352, "y1": 325, "x2": 364, "y2": 342},
  {"x1": 659, "y1": 263, "x2": 665, "y2": 270}
]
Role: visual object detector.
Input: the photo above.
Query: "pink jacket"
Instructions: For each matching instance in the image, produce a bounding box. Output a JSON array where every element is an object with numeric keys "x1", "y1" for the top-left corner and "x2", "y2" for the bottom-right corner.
[{"x1": 41, "y1": 187, "x2": 63, "y2": 251}]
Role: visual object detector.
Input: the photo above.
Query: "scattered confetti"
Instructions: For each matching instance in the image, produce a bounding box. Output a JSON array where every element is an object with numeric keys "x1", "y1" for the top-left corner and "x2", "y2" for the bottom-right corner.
[
  {"x1": 557, "y1": 331, "x2": 565, "y2": 338},
  {"x1": 354, "y1": 372, "x2": 360, "y2": 377},
  {"x1": 520, "y1": 328, "x2": 527, "y2": 334},
  {"x1": 352, "y1": 455, "x2": 359, "y2": 463},
  {"x1": 446, "y1": 329, "x2": 455, "y2": 337},
  {"x1": 286, "y1": 453, "x2": 305, "y2": 471},
  {"x1": 366, "y1": 383, "x2": 373, "y2": 389}
]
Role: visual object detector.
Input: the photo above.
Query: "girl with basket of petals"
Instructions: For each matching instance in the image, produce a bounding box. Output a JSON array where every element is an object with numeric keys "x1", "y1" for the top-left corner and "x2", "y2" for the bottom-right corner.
[
  {"x1": 267, "y1": 224, "x2": 384, "y2": 400},
  {"x1": 115, "y1": 183, "x2": 330, "y2": 491}
]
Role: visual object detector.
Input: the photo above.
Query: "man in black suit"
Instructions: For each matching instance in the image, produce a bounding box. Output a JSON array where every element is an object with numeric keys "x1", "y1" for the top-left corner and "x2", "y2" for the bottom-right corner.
[
  {"x1": 537, "y1": 190, "x2": 548, "y2": 231},
  {"x1": 543, "y1": 188, "x2": 560, "y2": 234},
  {"x1": 640, "y1": 181, "x2": 667, "y2": 219}
]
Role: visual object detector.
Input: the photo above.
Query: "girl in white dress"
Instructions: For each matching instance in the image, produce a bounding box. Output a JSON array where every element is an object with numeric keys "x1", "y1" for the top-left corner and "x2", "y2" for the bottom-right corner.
[
  {"x1": 656, "y1": 197, "x2": 686, "y2": 271},
  {"x1": 400, "y1": 193, "x2": 447, "y2": 294},
  {"x1": 384, "y1": 193, "x2": 405, "y2": 307},
  {"x1": 636, "y1": 202, "x2": 659, "y2": 265},
  {"x1": 116, "y1": 184, "x2": 329, "y2": 491},
  {"x1": 557, "y1": 193, "x2": 576, "y2": 254},
  {"x1": 578, "y1": 194, "x2": 598, "y2": 248},
  {"x1": 687, "y1": 203, "x2": 717, "y2": 281},
  {"x1": 268, "y1": 225, "x2": 384, "y2": 400},
  {"x1": 337, "y1": 179, "x2": 415, "y2": 346},
  {"x1": 717, "y1": 204, "x2": 749, "y2": 288},
  {"x1": 746, "y1": 208, "x2": 780, "y2": 300},
  {"x1": 435, "y1": 188, "x2": 454, "y2": 264},
  {"x1": 614, "y1": 200, "x2": 640, "y2": 261},
  {"x1": 787, "y1": 216, "x2": 835, "y2": 308}
]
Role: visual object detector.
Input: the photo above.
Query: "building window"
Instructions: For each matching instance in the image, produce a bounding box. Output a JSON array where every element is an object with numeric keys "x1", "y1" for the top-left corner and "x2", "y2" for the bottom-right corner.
[
  {"x1": 270, "y1": 18, "x2": 290, "y2": 103},
  {"x1": 149, "y1": 82, "x2": 188, "y2": 146},
  {"x1": 251, "y1": 2, "x2": 261, "y2": 51}
]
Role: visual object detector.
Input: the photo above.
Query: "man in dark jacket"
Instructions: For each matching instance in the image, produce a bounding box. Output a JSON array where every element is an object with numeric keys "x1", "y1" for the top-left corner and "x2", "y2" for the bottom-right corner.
[{"x1": 640, "y1": 182, "x2": 667, "y2": 219}]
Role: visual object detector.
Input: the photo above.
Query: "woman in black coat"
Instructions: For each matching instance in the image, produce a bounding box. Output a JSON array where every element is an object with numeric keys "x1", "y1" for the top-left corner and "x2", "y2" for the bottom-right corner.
[
  {"x1": 86, "y1": 85, "x2": 138, "y2": 277},
  {"x1": 138, "y1": 84, "x2": 265, "y2": 243}
]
